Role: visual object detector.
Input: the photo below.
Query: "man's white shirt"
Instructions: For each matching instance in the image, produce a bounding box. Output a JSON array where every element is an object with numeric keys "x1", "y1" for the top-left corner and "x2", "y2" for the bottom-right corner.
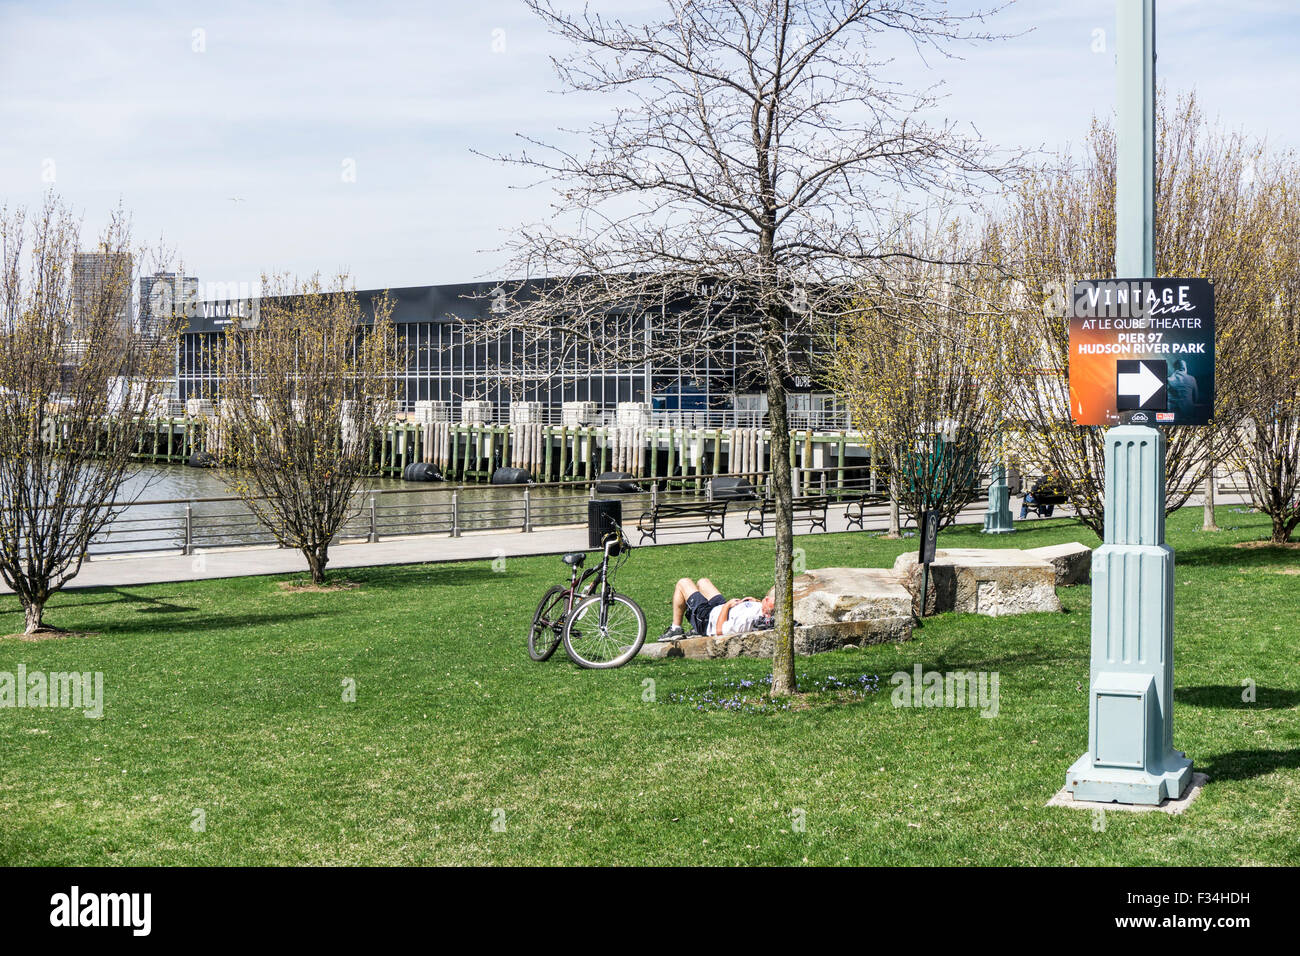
[{"x1": 708, "y1": 599, "x2": 764, "y2": 636}]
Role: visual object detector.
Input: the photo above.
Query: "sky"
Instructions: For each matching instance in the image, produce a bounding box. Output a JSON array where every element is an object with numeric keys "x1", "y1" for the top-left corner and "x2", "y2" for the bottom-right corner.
[{"x1": 2, "y1": 0, "x2": 1298, "y2": 293}]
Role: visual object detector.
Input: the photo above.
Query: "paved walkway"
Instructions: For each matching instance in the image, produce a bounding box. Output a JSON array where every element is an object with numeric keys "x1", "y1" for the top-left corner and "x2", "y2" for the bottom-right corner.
[
  {"x1": 2, "y1": 498, "x2": 1011, "y2": 592},
  {"x1": 5, "y1": 492, "x2": 1241, "y2": 592}
]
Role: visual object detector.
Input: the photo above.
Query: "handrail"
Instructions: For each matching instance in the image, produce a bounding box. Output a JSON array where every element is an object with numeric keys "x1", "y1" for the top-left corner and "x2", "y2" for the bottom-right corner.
[{"x1": 12, "y1": 458, "x2": 1131, "y2": 561}]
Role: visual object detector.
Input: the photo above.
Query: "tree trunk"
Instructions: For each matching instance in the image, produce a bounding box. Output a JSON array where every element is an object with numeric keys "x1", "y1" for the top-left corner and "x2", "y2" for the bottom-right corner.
[
  {"x1": 24, "y1": 599, "x2": 45, "y2": 634},
  {"x1": 886, "y1": 472, "x2": 901, "y2": 539},
  {"x1": 1202, "y1": 462, "x2": 1219, "y2": 531},
  {"x1": 305, "y1": 546, "x2": 329, "y2": 585},
  {"x1": 766, "y1": 371, "x2": 796, "y2": 698}
]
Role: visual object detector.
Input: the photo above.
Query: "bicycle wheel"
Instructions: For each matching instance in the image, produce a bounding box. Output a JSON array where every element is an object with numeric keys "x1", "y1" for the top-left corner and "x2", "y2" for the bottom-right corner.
[
  {"x1": 527, "y1": 585, "x2": 568, "y2": 662},
  {"x1": 562, "y1": 591, "x2": 647, "y2": 669}
]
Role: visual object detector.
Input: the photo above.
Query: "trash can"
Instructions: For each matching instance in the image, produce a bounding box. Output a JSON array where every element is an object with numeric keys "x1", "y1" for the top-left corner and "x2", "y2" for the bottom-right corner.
[{"x1": 588, "y1": 498, "x2": 623, "y2": 552}]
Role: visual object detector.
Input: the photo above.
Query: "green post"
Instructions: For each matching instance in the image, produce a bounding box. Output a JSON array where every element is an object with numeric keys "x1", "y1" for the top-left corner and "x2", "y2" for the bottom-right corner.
[{"x1": 982, "y1": 461, "x2": 1016, "y2": 534}]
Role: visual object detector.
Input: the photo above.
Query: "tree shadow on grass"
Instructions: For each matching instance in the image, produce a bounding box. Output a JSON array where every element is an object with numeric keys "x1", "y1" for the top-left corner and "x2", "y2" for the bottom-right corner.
[
  {"x1": 343, "y1": 563, "x2": 517, "y2": 592},
  {"x1": 1174, "y1": 541, "x2": 1299, "y2": 570},
  {"x1": 1198, "y1": 748, "x2": 1300, "y2": 783},
  {"x1": 91, "y1": 607, "x2": 337, "y2": 637},
  {"x1": 1179, "y1": 685, "x2": 1300, "y2": 709},
  {"x1": 59, "y1": 588, "x2": 196, "y2": 615}
]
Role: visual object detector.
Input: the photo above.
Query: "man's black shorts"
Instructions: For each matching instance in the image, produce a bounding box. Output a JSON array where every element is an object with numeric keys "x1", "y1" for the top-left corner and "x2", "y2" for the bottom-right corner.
[{"x1": 685, "y1": 591, "x2": 725, "y2": 636}]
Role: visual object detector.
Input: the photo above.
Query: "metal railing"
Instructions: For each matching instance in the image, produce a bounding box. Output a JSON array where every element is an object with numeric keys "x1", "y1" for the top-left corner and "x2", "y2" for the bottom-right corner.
[{"x1": 65, "y1": 461, "x2": 1008, "y2": 559}]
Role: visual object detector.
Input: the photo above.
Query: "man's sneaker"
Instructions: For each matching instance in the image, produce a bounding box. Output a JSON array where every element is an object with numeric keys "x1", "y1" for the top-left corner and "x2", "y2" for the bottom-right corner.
[{"x1": 659, "y1": 625, "x2": 685, "y2": 642}]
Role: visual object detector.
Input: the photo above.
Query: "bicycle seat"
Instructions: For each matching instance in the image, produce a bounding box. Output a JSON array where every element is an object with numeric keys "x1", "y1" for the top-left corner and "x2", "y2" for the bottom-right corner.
[{"x1": 562, "y1": 552, "x2": 586, "y2": 567}]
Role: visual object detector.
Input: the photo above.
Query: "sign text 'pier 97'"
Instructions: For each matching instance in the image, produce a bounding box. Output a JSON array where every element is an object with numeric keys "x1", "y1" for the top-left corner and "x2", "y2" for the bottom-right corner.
[{"x1": 1068, "y1": 278, "x2": 1215, "y2": 426}]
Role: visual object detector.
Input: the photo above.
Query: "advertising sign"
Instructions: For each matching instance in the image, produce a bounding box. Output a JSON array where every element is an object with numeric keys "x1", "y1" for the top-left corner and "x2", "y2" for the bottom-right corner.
[{"x1": 1069, "y1": 278, "x2": 1215, "y2": 426}]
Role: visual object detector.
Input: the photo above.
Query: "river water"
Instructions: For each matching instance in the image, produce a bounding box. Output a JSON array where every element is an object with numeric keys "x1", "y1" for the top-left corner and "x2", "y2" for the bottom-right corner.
[
  {"x1": 117, "y1": 462, "x2": 411, "y2": 501},
  {"x1": 95, "y1": 463, "x2": 657, "y2": 555}
]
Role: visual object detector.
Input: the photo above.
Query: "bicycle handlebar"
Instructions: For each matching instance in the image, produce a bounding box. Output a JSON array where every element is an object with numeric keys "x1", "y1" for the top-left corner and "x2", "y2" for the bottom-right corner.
[{"x1": 602, "y1": 520, "x2": 631, "y2": 557}]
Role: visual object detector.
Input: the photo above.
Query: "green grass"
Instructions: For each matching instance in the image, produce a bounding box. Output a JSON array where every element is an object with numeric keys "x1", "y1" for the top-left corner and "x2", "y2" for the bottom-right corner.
[{"x1": 1, "y1": 508, "x2": 1297, "y2": 865}]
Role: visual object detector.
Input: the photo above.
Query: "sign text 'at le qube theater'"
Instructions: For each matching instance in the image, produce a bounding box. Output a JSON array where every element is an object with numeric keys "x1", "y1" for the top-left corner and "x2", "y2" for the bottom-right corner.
[{"x1": 1068, "y1": 277, "x2": 1216, "y2": 427}]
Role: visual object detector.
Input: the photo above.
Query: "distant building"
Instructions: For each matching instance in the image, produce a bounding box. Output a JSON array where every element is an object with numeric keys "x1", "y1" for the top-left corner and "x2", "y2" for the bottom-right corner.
[
  {"x1": 179, "y1": 279, "x2": 848, "y2": 428},
  {"x1": 139, "y1": 272, "x2": 200, "y2": 338},
  {"x1": 71, "y1": 250, "x2": 134, "y2": 339}
]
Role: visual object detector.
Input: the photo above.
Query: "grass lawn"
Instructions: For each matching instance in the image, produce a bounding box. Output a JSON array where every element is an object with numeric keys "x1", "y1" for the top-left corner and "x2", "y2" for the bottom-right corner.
[{"x1": 1, "y1": 507, "x2": 1297, "y2": 866}]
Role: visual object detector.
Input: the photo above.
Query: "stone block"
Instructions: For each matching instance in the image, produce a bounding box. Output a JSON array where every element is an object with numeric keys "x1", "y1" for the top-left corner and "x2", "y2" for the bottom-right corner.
[
  {"x1": 893, "y1": 548, "x2": 1061, "y2": 617},
  {"x1": 1024, "y1": 542, "x2": 1092, "y2": 586},
  {"x1": 638, "y1": 615, "x2": 911, "y2": 661},
  {"x1": 792, "y1": 567, "x2": 912, "y2": 625}
]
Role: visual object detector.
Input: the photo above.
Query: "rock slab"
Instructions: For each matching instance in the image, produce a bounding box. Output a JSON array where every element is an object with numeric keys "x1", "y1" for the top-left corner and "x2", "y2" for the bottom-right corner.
[
  {"x1": 791, "y1": 567, "x2": 913, "y2": 624},
  {"x1": 893, "y1": 548, "x2": 1062, "y2": 616},
  {"x1": 639, "y1": 615, "x2": 912, "y2": 661},
  {"x1": 1024, "y1": 542, "x2": 1092, "y2": 587}
]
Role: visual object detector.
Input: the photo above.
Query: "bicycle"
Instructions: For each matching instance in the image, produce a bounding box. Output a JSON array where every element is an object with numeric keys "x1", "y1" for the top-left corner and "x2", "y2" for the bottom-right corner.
[{"x1": 527, "y1": 522, "x2": 647, "y2": 668}]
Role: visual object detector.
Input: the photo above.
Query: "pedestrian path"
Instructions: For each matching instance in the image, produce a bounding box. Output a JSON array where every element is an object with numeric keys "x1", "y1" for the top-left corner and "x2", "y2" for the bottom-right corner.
[
  {"x1": 2, "y1": 491, "x2": 1245, "y2": 593},
  {"x1": 5, "y1": 499, "x2": 1014, "y2": 592}
]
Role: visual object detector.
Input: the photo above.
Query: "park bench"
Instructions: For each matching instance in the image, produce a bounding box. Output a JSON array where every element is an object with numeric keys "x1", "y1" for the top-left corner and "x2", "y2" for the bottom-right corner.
[
  {"x1": 637, "y1": 500, "x2": 729, "y2": 544},
  {"x1": 744, "y1": 495, "x2": 831, "y2": 537},
  {"x1": 1022, "y1": 492, "x2": 1068, "y2": 518},
  {"x1": 839, "y1": 491, "x2": 889, "y2": 531},
  {"x1": 1021, "y1": 481, "x2": 1069, "y2": 518}
]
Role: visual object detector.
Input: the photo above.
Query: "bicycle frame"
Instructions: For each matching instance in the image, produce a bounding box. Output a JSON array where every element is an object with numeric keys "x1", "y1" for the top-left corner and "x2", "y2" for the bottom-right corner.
[{"x1": 560, "y1": 527, "x2": 625, "y2": 623}]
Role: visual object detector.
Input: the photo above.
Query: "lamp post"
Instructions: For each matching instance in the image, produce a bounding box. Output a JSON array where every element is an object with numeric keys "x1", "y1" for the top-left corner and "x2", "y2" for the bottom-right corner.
[{"x1": 1063, "y1": 0, "x2": 1193, "y2": 805}]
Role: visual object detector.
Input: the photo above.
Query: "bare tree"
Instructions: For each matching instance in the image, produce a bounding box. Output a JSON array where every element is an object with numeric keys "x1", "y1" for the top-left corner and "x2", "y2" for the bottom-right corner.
[
  {"x1": 1228, "y1": 158, "x2": 1300, "y2": 544},
  {"x1": 827, "y1": 224, "x2": 1009, "y2": 533},
  {"x1": 485, "y1": 0, "x2": 1015, "y2": 695},
  {"x1": 994, "y1": 95, "x2": 1273, "y2": 536},
  {"x1": 215, "y1": 275, "x2": 398, "y2": 585},
  {"x1": 0, "y1": 197, "x2": 174, "y2": 633}
]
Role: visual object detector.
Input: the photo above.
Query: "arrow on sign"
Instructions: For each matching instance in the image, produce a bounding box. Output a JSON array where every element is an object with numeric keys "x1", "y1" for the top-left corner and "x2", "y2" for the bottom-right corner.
[{"x1": 1117, "y1": 360, "x2": 1167, "y2": 410}]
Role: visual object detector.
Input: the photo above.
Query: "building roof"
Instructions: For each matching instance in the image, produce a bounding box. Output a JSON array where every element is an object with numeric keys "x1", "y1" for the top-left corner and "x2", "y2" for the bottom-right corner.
[{"x1": 188, "y1": 279, "x2": 524, "y2": 333}]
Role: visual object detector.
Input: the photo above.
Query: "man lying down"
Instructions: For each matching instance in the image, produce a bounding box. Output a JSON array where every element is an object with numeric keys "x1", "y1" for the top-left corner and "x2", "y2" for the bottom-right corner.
[{"x1": 659, "y1": 577, "x2": 776, "y2": 642}]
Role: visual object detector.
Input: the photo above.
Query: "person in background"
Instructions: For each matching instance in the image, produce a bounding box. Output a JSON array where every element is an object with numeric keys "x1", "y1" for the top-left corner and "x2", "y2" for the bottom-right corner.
[
  {"x1": 660, "y1": 577, "x2": 775, "y2": 641},
  {"x1": 1019, "y1": 472, "x2": 1064, "y2": 519}
]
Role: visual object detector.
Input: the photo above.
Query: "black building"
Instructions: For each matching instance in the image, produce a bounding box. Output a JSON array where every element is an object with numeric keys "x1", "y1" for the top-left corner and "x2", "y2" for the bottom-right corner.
[{"x1": 179, "y1": 279, "x2": 844, "y2": 425}]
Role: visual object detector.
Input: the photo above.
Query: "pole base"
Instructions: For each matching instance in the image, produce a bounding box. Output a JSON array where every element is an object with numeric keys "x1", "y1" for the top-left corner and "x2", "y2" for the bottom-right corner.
[
  {"x1": 982, "y1": 470, "x2": 1016, "y2": 534},
  {"x1": 1065, "y1": 752, "x2": 1193, "y2": 806}
]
